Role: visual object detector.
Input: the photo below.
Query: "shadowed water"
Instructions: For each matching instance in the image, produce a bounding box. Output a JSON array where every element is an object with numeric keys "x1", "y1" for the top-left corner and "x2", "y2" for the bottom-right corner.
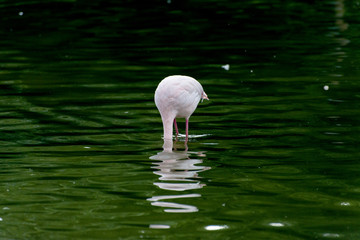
[{"x1": 1, "y1": 0, "x2": 360, "y2": 239}]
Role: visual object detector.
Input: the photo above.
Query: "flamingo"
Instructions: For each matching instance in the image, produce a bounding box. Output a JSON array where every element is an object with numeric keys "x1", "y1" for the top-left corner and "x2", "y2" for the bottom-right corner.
[{"x1": 154, "y1": 75, "x2": 209, "y2": 141}]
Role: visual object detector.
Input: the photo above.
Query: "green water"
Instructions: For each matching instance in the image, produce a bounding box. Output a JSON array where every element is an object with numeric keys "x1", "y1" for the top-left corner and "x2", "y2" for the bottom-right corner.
[{"x1": 1, "y1": 0, "x2": 360, "y2": 239}]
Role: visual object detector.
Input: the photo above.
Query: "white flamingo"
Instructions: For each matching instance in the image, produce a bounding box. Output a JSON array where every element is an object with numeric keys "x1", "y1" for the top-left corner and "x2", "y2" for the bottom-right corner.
[{"x1": 154, "y1": 75, "x2": 209, "y2": 141}]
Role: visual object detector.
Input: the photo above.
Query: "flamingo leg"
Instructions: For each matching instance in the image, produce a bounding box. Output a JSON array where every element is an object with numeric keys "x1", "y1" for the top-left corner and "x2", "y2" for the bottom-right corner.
[
  {"x1": 174, "y1": 119, "x2": 179, "y2": 136},
  {"x1": 185, "y1": 119, "x2": 189, "y2": 142}
]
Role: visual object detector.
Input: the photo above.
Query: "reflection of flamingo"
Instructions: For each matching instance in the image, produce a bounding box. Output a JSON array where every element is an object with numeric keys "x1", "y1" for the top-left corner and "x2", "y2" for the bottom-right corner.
[
  {"x1": 154, "y1": 75, "x2": 209, "y2": 141},
  {"x1": 147, "y1": 194, "x2": 201, "y2": 213},
  {"x1": 150, "y1": 153, "x2": 209, "y2": 191},
  {"x1": 148, "y1": 139, "x2": 210, "y2": 213}
]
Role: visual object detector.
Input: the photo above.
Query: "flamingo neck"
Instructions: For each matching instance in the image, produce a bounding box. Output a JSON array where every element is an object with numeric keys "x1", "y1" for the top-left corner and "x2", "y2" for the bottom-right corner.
[{"x1": 162, "y1": 116, "x2": 174, "y2": 140}]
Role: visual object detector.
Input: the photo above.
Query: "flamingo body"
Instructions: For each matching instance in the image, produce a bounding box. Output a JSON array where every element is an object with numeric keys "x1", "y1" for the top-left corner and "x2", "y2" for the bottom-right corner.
[{"x1": 155, "y1": 75, "x2": 208, "y2": 140}]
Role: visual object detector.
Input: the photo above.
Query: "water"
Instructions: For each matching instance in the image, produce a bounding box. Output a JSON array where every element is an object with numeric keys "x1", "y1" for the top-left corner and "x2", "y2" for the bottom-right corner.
[{"x1": 1, "y1": 0, "x2": 360, "y2": 239}]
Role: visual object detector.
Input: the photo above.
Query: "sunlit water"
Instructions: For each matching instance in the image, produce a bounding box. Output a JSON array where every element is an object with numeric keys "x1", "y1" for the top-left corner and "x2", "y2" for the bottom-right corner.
[{"x1": 1, "y1": 0, "x2": 360, "y2": 239}]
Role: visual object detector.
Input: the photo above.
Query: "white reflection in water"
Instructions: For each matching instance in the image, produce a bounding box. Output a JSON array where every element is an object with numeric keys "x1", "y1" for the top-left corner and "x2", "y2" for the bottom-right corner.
[
  {"x1": 148, "y1": 194, "x2": 201, "y2": 213},
  {"x1": 148, "y1": 139, "x2": 210, "y2": 213},
  {"x1": 205, "y1": 225, "x2": 229, "y2": 231},
  {"x1": 269, "y1": 222, "x2": 285, "y2": 227},
  {"x1": 322, "y1": 233, "x2": 340, "y2": 238},
  {"x1": 149, "y1": 224, "x2": 170, "y2": 229}
]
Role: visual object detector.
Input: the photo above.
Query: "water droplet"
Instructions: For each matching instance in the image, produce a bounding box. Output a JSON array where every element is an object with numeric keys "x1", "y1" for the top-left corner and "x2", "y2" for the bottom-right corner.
[
  {"x1": 324, "y1": 85, "x2": 329, "y2": 91},
  {"x1": 221, "y1": 64, "x2": 230, "y2": 71},
  {"x1": 18, "y1": 12, "x2": 23, "y2": 16}
]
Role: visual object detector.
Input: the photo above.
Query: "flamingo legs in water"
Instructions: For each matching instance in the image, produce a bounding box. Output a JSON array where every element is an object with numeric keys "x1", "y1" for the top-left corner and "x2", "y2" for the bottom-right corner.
[
  {"x1": 185, "y1": 119, "x2": 189, "y2": 142},
  {"x1": 173, "y1": 118, "x2": 189, "y2": 142},
  {"x1": 174, "y1": 119, "x2": 179, "y2": 136}
]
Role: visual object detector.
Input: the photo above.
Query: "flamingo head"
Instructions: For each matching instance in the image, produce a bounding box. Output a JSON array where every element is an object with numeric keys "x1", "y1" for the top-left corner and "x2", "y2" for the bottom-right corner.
[{"x1": 201, "y1": 91, "x2": 209, "y2": 102}]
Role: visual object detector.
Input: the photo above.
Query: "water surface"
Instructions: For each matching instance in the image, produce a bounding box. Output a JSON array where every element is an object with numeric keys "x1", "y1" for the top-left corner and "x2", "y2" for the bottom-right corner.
[{"x1": 1, "y1": 0, "x2": 360, "y2": 239}]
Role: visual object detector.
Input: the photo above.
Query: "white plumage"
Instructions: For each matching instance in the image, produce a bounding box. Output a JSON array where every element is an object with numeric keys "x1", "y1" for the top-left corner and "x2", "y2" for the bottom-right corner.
[{"x1": 155, "y1": 75, "x2": 209, "y2": 140}]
